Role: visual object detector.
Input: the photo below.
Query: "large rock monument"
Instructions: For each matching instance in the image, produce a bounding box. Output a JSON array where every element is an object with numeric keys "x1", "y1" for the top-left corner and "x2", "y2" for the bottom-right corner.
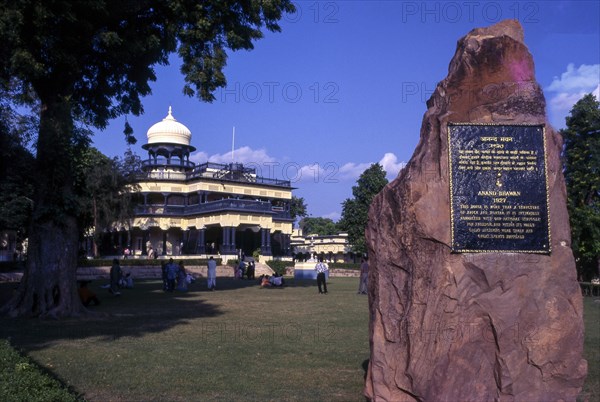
[{"x1": 364, "y1": 20, "x2": 587, "y2": 401}]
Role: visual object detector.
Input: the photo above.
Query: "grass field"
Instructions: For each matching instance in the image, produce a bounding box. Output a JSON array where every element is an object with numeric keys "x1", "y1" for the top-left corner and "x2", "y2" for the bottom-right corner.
[
  {"x1": 0, "y1": 278, "x2": 370, "y2": 401},
  {"x1": 0, "y1": 277, "x2": 598, "y2": 401}
]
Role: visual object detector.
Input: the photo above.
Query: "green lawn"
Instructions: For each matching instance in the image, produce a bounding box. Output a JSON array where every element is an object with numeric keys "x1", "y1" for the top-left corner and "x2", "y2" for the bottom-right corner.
[
  {"x1": 582, "y1": 296, "x2": 600, "y2": 402},
  {"x1": 0, "y1": 278, "x2": 370, "y2": 401},
  {"x1": 0, "y1": 278, "x2": 598, "y2": 401}
]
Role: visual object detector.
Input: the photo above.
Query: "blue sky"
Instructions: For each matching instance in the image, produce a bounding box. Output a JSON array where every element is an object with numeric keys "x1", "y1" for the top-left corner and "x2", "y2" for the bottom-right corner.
[{"x1": 92, "y1": 1, "x2": 600, "y2": 222}]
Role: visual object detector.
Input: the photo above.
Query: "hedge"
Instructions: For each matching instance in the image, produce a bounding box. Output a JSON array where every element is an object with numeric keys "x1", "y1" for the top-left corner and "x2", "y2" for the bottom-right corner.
[
  {"x1": 0, "y1": 261, "x2": 26, "y2": 272},
  {"x1": 328, "y1": 262, "x2": 360, "y2": 270},
  {"x1": 77, "y1": 258, "x2": 222, "y2": 267}
]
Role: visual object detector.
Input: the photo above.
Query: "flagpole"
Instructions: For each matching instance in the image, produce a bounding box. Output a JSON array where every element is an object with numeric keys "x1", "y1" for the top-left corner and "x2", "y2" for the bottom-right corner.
[{"x1": 232, "y1": 126, "x2": 235, "y2": 164}]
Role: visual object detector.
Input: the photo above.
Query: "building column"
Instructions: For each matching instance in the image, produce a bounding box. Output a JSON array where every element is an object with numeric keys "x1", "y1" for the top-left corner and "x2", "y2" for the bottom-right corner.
[
  {"x1": 197, "y1": 228, "x2": 206, "y2": 254},
  {"x1": 221, "y1": 226, "x2": 230, "y2": 254},
  {"x1": 221, "y1": 226, "x2": 236, "y2": 254},
  {"x1": 142, "y1": 230, "x2": 148, "y2": 255},
  {"x1": 118, "y1": 231, "x2": 124, "y2": 253},
  {"x1": 283, "y1": 234, "x2": 291, "y2": 256},
  {"x1": 162, "y1": 230, "x2": 167, "y2": 255},
  {"x1": 182, "y1": 228, "x2": 190, "y2": 254},
  {"x1": 261, "y1": 228, "x2": 272, "y2": 256},
  {"x1": 230, "y1": 226, "x2": 236, "y2": 253}
]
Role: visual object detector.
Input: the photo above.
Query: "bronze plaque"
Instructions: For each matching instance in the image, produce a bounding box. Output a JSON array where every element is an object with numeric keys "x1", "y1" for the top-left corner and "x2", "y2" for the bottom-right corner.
[{"x1": 448, "y1": 124, "x2": 550, "y2": 253}]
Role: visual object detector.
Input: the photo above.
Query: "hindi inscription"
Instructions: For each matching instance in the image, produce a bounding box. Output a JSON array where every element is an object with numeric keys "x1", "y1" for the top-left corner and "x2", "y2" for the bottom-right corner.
[{"x1": 448, "y1": 124, "x2": 550, "y2": 253}]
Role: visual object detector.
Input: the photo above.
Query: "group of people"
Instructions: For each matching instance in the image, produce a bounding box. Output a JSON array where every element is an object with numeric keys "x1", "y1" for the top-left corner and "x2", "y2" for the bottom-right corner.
[
  {"x1": 161, "y1": 256, "x2": 216, "y2": 292},
  {"x1": 236, "y1": 259, "x2": 256, "y2": 280},
  {"x1": 162, "y1": 258, "x2": 194, "y2": 292},
  {"x1": 81, "y1": 254, "x2": 368, "y2": 305},
  {"x1": 259, "y1": 273, "x2": 285, "y2": 288}
]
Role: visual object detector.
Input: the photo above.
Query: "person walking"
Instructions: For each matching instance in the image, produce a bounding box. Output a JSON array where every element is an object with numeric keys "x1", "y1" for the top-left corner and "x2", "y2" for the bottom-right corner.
[
  {"x1": 161, "y1": 261, "x2": 168, "y2": 291},
  {"x1": 110, "y1": 258, "x2": 122, "y2": 295},
  {"x1": 207, "y1": 256, "x2": 217, "y2": 291},
  {"x1": 315, "y1": 258, "x2": 328, "y2": 294},
  {"x1": 358, "y1": 256, "x2": 368, "y2": 294},
  {"x1": 176, "y1": 260, "x2": 188, "y2": 291},
  {"x1": 165, "y1": 258, "x2": 179, "y2": 292}
]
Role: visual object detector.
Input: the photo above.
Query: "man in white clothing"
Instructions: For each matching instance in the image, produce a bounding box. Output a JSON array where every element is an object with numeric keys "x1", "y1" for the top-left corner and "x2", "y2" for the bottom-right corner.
[
  {"x1": 314, "y1": 258, "x2": 328, "y2": 294},
  {"x1": 207, "y1": 256, "x2": 217, "y2": 291}
]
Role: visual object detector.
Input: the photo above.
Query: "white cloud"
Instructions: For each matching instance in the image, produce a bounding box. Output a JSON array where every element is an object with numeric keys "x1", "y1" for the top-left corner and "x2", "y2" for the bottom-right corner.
[
  {"x1": 546, "y1": 64, "x2": 599, "y2": 92},
  {"x1": 190, "y1": 147, "x2": 407, "y2": 185},
  {"x1": 379, "y1": 152, "x2": 407, "y2": 179},
  {"x1": 190, "y1": 146, "x2": 276, "y2": 165},
  {"x1": 291, "y1": 153, "x2": 407, "y2": 183},
  {"x1": 337, "y1": 161, "x2": 372, "y2": 181},
  {"x1": 545, "y1": 64, "x2": 600, "y2": 128}
]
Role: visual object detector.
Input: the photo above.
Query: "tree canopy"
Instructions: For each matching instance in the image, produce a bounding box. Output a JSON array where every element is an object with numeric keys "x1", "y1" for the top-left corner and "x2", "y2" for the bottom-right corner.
[
  {"x1": 290, "y1": 195, "x2": 308, "y2": 222},
  {"x1": 74, "y1": 147, "x2": 142, "y2": 256},
  {"x1": 0, "y1": 0, "x2": 294, "y2": 318},
  {"x1": 0, "y1": 102, "x2": 34, "y2": 239},
  {"x1": 1, "y1": 0, "x2": 294, "y2": 122},
  {"x1": 338, "y1": 163, "x2": 388, "y2": 255},
  {"x1": 299, "y1": 217, "x2": 339, "y2": 236},
  {"x1": 561, "y1": 93, "x2": 600, "y2": 280}
]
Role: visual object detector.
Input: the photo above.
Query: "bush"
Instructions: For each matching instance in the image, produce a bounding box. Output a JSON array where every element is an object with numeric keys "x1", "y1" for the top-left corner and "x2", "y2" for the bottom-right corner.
[
  {"x1": 252, "y1": 248, "x2": 261, "y2": 262},
  {"x1": 0, "y1": 340, "x2": 81, "y2": 402},
  {"x1": 0, "y1": 261, "x2": 26, "y2": 272},
  {"x1": 77, "y1": 258, "x2": 222, "y2": 267},
  {"x1": 328, "y1": 262, "x2": 360, "y2": 270},
  {"x1": 266, "y1": 260, "x2": 294, "y2": 276}
]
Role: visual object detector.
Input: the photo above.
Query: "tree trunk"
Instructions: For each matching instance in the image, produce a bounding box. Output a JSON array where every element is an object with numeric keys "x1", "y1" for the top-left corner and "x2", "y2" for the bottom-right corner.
[
  {"x1": 1, "y1": 97, "x2": 86, "y2": 318},
  {"x1": 92, "y1": 196, "x2": 99, "y2": 257}
]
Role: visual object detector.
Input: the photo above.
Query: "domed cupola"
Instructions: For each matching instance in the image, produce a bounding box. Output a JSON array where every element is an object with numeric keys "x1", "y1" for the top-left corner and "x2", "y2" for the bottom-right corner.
[
  {"x1": 146, "y1": 106, "x2": 194, "y2": 147},
  {"x1": 142, "y1": 107, "x2": 196, "y2": 174}
]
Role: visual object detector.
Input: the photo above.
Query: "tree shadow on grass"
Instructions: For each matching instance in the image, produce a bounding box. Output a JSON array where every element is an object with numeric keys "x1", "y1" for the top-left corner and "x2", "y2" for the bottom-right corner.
[
  {"x1": 0, "y1": 280, "x2": 225, "y2": 351},
  {"x1": 0, "y1": 277, "x2": 348, "y2": 352}
]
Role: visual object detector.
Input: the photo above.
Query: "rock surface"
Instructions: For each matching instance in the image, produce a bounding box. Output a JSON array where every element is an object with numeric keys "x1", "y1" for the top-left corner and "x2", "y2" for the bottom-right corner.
[{"x1": 364, "y1": 20, "x2": 587, "y2": 401}]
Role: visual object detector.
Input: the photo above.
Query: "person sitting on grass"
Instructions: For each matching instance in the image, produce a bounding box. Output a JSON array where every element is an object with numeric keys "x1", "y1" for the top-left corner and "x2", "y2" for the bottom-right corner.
[
  {"x1": 120, "y1": 272, "x2": 134, "y2": 289},
  {"x1": 79, "y1": 281, "x2": 100, "y2": 306},
  {"x1": 270, "y1": 273, "x2": 284, "y2": 287},
  {"x1": 260, "y1": 275, "x2": 272, "y2": 287}
]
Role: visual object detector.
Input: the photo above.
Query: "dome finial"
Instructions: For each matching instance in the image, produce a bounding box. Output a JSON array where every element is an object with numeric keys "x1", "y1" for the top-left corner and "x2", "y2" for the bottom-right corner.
[{"x1": 165, "y1": 106, "x2": 175, "y2": 121}]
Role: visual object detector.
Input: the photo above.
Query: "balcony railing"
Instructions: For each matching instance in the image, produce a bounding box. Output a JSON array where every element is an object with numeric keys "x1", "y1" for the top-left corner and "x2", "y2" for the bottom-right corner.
[
  {"x1": 137, "y1": 161, "x2": 292, "y2": 188},
  {"x1": 142, "y1": 158, "x2": 195, "y2": 170},
  {"x1": 135, "y1": 199, "x2": 291, "y2": 219}
]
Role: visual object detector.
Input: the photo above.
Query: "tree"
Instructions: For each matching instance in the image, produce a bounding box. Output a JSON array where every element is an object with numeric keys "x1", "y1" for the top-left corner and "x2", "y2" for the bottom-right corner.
[
  {"x1": 0, "y1": 0, "x2": 294, "y2": 317},
  {"x1": 290, "y1": 195, "x2": 308, "y2": 222},
  {"x1": 299, "y1": 217, "x2": 339, "y2": 236},
  {"x1": 561, "y1": 93, "x2": 600, "y2": 281},
  {"x1": 0, "y1": 103, "x2": 35, "y2": 238},
  {"x1": 338, "y1": 163, "x2": 388, "y2": 255},
  {"x1": 0, "y1": 103, "x2": 35, "y2": 262},
  {"x1": 73, "y1": 147, "x2": 142, "y2": 257}
]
